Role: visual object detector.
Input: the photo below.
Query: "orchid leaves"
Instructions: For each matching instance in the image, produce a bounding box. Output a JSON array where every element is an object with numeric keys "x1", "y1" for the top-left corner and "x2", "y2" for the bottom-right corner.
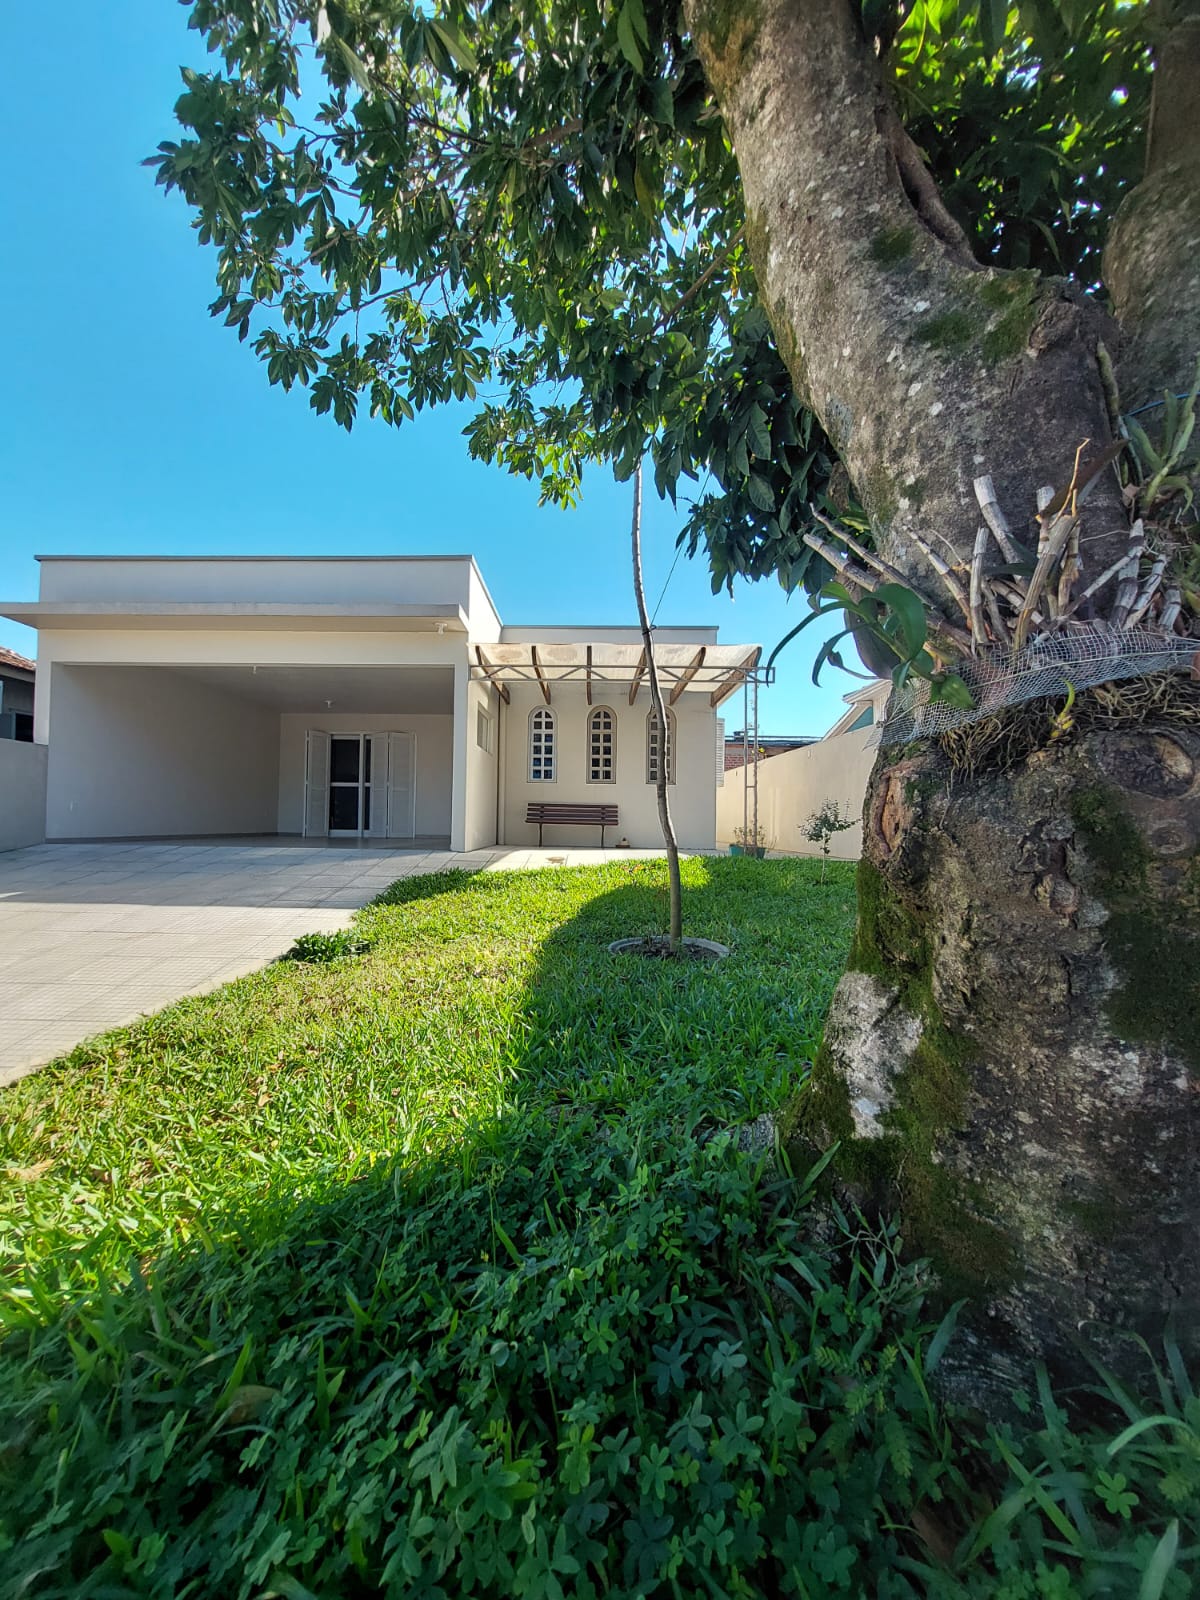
[{"x1": 768, "y1": 580, "x2": 975, "y2": 707}]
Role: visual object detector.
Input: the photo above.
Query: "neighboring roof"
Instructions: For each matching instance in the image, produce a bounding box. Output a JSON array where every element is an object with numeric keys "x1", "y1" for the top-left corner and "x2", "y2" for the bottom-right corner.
[
  {"x1": 472, "y1": 640, "x2": 761, "y2": 709},
  {"x1": 842, "y1": 680, "x2": 891, "y2": 703},
  {"x1": 0, "y1": 645, "x2": 35, "y2": 674},
  {"x1": 724, "y1": 731, "x2": 816, "y2": 746}
]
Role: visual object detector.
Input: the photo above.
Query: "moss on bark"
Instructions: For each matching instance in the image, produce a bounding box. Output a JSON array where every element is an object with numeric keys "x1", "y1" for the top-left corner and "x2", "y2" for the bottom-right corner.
[
  {"x1": 689, "y1": 0, "x2": 763, "y2": 96},
  {"x1": 868, "y1": 225, "x2": 917, "y2": 267},
  {"x1": 976, "y1": 271, "x2": 1041, "y2": 365},
  {"x1": 1070, "y1": 784, "x2": 1200, "y2": 1073},
  {"x1": 913, "y1": 310, "x2": 975, "y2": 352},
  {"x1": 793, "y1": 859, "x2": 1017, "y2": 1299}
]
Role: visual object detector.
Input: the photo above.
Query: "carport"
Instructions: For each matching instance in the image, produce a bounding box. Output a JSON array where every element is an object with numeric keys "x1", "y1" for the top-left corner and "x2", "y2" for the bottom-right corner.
[{"x1": 41, "y1": 662, "x2": 456, "y2": 842}]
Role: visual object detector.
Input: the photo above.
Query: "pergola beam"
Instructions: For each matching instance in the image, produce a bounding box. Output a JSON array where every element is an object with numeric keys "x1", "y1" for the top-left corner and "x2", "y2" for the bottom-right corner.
[
  {"x1": 668, "y1": 646, "x2": 707, "y2": 706},
  {"x1": 474, "y1": 646, "x2": 510, "y2": 705},
  {"x1": 710, "y1": 648, "x2": 762, "y2": 709},
  {"x1": 628, "y1": 648, "x2": 647, "y2": 705},
  {"x1": 530, "y1": 644, "x2": 552, "y2": 705}
]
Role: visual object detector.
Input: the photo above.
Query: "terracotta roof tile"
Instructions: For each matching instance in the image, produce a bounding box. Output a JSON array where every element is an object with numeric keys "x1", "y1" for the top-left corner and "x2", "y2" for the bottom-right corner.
[{"x1": 0, "y1": 645, "x2": 35, "y2": 674}]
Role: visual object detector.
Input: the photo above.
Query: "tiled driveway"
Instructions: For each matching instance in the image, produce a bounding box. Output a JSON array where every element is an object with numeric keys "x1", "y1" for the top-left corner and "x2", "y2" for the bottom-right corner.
[
  {"x1": 0, "y1": 839, "x2": 677, "y2": 1086},
  {"x1": 0, "y1": 840, "x2": 475, "y2": 1086}
]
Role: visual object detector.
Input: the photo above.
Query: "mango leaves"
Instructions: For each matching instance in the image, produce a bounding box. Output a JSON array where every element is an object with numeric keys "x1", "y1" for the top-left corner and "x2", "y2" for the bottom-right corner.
[
  {"x1": 878, "y1": 1, "x2": 1150, "y2": 285},
  {"x1": 153, "y1": 0, "x2": 1149, "y2": 601}
]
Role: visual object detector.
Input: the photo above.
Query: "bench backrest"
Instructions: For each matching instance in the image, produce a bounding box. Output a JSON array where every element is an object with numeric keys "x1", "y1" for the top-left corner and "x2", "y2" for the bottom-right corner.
[{"x1": 526, "y1": 802, "x2": 619, "y2": 823}]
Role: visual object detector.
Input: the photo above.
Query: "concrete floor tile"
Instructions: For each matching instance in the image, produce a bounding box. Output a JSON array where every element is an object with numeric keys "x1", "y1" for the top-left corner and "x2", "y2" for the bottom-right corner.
[{"x1": 0, "y1": 838, "x2": 642, "y2": 1083}]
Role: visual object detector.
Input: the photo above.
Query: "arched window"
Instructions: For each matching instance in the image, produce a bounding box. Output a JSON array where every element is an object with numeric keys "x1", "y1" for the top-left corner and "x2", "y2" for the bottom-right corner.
[
  {"x1": 587, "y1": 706, "x2": 616, "y2": 783},
  {"x1": 528, "y1": 706, "x2": 556, "y2": 781},
  {"x1": 646, "y1": 709, "x2": 675, "y2": 785}
]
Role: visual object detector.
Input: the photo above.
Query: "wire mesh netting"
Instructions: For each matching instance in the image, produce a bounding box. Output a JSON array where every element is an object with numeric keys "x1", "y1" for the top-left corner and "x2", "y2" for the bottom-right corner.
[{"x1": 877, "y1": 623, "x2": 1199, "y2": 746}]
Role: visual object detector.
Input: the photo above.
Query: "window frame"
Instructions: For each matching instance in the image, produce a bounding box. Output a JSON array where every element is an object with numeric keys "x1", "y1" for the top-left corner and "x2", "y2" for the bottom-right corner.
[
  {"x1": 646, "y1": 707, "x2": 676, "y2": 786},
  {"x1": 528, "y1": 705, "x2": 557, "y2": 783},
  {"x1": 586, "y1": 705, "x2": 617, "y2": 784}
]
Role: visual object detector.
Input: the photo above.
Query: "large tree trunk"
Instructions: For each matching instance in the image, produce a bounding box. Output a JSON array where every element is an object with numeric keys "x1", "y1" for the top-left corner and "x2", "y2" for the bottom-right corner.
[{"x1": 687, "y1": 0, "x2": 1200, "y2": 1396}]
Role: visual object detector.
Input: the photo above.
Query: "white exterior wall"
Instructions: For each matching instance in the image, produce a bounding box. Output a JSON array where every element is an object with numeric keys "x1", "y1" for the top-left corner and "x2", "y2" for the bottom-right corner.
[
  {"x1": 0, "y1": 738, "x2": 47, "y2": 851},
  {"x1": 277, "y1": 712, "x2": 453, "y2": 837},
  {"x1": 45, "y1": 665, "x2": 279, "y2": 839},
  {"x1": 716, "y1": 727, "x2": 877, "y2": 860},
  {"x1": 500, "y1": 684, "x2": 718, "y2": 850},
  {"x1": 463, "y1": 681, "x2": 500, "y2": 850}
]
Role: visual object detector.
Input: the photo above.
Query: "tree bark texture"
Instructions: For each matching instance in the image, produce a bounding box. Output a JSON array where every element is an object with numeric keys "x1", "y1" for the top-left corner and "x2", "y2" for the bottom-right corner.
[
  {"x1": 687, "y1": 0, "x2": 1200, "y2": 1393},
  {"x1": 1105, "y1": 0, "x2": 1200, "y2": 406},
  {"x1": 686, "y1": 0, "x2": 1129, "y2": 582}
]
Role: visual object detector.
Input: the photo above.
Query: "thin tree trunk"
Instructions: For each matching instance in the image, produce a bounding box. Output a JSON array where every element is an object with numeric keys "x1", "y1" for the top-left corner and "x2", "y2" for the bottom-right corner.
[
  {"x1": 629, "y1": 463, "x2": 683, "y2": 951},
  {"x1": 687, "y1": 0, "x2": 1200, "y2": 1398}
]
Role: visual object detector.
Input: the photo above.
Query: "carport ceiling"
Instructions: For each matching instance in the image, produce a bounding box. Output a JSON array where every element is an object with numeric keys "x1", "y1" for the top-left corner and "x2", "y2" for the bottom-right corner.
[{"x1": 148, "y1": 663, "x2": 455, "y2": 713}]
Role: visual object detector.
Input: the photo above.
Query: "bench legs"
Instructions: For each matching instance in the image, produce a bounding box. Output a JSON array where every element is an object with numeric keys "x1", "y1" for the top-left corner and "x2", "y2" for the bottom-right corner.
[{"x1": 530, "y1": 821, "x2": 614, "y2": 847}]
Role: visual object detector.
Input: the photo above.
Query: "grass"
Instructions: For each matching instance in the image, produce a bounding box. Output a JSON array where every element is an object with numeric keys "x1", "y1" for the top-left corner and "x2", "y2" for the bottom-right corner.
[
  {"x1": 0, "y1": 858, "x2": 1195, "y2": 1598},
  {"x1": 0, "y1": 858, "x2": 851, "y2": 1308}
]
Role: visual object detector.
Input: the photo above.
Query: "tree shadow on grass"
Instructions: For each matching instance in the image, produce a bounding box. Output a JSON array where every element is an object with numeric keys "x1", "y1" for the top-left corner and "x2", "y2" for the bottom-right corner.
[{"x1": 0, "y1": 858, "x2": 966, "y2": 1600}]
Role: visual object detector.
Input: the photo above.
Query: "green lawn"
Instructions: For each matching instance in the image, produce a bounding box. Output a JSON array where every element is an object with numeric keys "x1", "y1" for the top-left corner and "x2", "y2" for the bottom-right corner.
[{"x1": 0, "y1": 859, "x2": 1192, "y2": 1598}]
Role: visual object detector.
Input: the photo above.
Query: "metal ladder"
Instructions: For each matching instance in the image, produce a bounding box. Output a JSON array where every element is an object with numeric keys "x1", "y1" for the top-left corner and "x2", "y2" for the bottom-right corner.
[{"x1": 741, "y1": 672, "x2": 760, "y2": 847}]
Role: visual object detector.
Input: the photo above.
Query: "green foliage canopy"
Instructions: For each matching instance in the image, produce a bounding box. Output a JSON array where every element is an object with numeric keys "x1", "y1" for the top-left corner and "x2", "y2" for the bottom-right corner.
[{"x1": 152, "y1": 0, "x2": 1150, "y2": 593}]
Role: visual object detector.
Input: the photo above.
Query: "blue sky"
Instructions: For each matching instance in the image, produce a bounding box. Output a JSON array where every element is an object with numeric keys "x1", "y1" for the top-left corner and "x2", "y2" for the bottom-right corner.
[{"x1": 0, "y1": 1, "x2": 850, "y2": 736}]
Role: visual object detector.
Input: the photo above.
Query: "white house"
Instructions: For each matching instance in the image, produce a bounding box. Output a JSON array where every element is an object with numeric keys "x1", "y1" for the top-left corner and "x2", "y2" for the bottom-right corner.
[{"x1": 1, "y1": 556, "x2": 759, "y2": 853}]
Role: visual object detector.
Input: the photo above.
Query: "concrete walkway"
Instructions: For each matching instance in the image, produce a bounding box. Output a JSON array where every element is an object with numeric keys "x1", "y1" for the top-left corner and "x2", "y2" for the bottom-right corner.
[{"x1": 0, "y1": 840, "x2": 676, "y2": 1086}]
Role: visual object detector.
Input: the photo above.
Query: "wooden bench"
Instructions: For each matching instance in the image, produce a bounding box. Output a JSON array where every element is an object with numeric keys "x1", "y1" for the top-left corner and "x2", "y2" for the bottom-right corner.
[{"x1": 526, "y1": 801, "x2": 619, "y2": 847}]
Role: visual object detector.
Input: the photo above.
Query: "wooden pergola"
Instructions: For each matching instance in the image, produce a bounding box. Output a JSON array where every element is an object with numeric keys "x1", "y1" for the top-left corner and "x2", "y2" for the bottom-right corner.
[{"x1": 469, "y1": 641, "x2": 763, "y2": 708}]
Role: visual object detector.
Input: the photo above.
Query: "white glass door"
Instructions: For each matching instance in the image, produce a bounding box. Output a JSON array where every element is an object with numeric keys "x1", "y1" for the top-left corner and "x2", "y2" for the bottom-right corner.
[
  {"x1": 303, "y1": 731, "x2": 331, "y2": 838},
  {"x1": 328, "y1": 734, "x2": 372, "y2": 836},
  {"x1": 386, "y1": 732, "x2": 416, "y2": 839}
]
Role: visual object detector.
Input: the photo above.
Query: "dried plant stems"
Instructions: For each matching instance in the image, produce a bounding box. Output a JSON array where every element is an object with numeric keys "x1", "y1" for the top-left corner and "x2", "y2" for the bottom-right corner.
[
  {"x1": 803, "y1": 438, "x2": 1186, "y2": 690},
  {"x1": 969, "y1": 526, "x2": 990, "y2": 653},
  {"x1": 972, "y1": 475, "x2": 1028, "y2": 564}
]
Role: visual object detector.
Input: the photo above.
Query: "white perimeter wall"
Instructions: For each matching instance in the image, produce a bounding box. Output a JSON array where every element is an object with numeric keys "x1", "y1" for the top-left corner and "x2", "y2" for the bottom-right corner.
[
  {"x1": 500, "y1": 685, "x2": 719, "y2": 850},
  {"x1": 717, "y1": 727, "x2": 877, "y2": 860},
  {"x1": 277, "y1": 712, "x2": 453, "y2": 837},
  {"x1": 0, "y1": 739, "x2": 47, "y2": 852},
  {"x1": 45, "y1": 666, "x2": 280, "y2": 839}
]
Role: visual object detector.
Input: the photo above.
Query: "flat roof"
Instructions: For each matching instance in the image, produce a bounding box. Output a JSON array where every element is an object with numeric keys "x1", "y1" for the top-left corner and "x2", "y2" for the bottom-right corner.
[
  {"x1": 28, "y1": 553, "x2": 506, "y2": 628},
  {"x1": 34, "y1": 553, "x2": 480, "y2": 562}
]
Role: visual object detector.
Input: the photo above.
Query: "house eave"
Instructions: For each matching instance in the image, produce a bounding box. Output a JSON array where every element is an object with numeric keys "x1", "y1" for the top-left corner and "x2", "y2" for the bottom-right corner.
[{"x1": 0, "y1": 602, "x2": 470, "y2": 633}]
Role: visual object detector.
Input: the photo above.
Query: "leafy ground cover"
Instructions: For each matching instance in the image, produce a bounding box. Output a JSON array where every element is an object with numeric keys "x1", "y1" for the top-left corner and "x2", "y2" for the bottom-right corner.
[{"x1": 0, "y1": 858, "x2": 1194, "y2": 1598}]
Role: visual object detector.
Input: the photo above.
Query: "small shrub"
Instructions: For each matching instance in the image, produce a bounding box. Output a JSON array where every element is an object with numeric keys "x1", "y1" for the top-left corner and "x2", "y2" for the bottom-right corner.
[
  {"x1": 284, "y1": 929, "x2": 371, "y2": 963},
  {"x1": 803, "y1": 800, "x2": 858, "y2": 878}
]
